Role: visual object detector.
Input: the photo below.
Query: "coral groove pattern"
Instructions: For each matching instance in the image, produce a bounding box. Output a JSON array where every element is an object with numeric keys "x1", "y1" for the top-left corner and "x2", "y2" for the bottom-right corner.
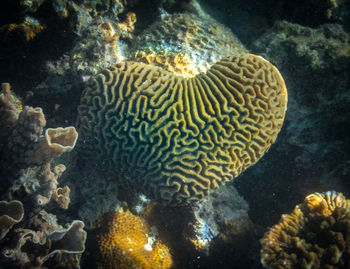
[{"x1": 78, "y1": 54, "x2": 287, "y2": 203}]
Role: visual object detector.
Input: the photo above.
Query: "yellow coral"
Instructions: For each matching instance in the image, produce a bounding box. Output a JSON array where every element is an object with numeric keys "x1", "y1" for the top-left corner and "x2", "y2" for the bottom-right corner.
[{"x1": 98, "y1": 210, "x2": 172, "y2": 269}]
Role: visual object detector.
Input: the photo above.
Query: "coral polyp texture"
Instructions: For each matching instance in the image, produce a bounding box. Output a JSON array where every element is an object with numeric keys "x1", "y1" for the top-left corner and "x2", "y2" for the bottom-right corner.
[
  {"x1": 260, "y1": 191, "x2": 350, "y2": 269},
  {"x1": 78, "y1": 53, "x2": 287, "y2": 204},
  {"x1": 131, "y1": 12, "x2": 247, "y2": 78},
  {"x1": 97, "y1": 209, "x2": 172, "y2": 269}
]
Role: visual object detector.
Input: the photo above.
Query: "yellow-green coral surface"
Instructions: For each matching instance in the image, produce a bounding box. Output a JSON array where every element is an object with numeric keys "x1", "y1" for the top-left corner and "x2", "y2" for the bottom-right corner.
[{"x1": 77, "y1": 54, "x2": 287, "y2": 203}]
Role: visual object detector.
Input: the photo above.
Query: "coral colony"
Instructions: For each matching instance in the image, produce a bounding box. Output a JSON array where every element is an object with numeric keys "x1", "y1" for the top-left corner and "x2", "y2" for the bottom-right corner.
[{"x1": 1, "y1": 0, "x2": 348, "y2": 268}]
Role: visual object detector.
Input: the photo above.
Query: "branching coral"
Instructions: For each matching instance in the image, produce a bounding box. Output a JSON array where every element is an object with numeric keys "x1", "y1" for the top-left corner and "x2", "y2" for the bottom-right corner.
[
  {"x1": 97, "y1": 209, "x2": 172, "y2": 269},
  {"x1": 77, "y1": 53, "x2": 287, "y2": 204},
  {"x1": 260, "y1": 191, "x2": 350, "y2": 269}
]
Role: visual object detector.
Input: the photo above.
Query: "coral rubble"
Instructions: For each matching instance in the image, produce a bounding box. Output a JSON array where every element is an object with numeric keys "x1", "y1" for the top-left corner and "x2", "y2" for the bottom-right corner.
[{"x1": 260, "y1": 191, "x2": 350, "y2": 268}]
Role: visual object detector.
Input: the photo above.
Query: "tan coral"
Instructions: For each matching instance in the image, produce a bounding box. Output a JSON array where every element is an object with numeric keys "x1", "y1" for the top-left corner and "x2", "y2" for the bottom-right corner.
[
  {"x1": 51, "y1": 185, "x2": 71, "y2": 209},
  {"x1": 26, "y1": 126, "x2": 78, "y2": 166},
  {"x1": 0, "y1": 200, "x2": 24, "y2": 239},
  {"x1": 78, "y1": 53, "x2": 287, "y2": 204},
  {"x1": 1, "y1": 105, "x2": 46, "y2": 175},
  {"x1": 260, "y1": 191, "x2": 350, "y2": 269},
  {"x1": 35, "y1": 163, "x2": 67, "y2": 207},
  {"x1": 45, "y1": 220, "x2": 87, "y2": 257},
  {"x1": 1, "y1": 83, "x2": 78, "y2": 175},
  {"x1": 0, "y1": 83, "x2": 22, "y2": 128},
  {"x1": 3, "y1": 218, "x2": 87, "y2": 268}
]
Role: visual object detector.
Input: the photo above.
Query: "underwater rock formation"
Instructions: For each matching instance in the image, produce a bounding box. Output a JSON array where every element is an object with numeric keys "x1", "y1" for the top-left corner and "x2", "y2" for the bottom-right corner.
[
  {"x1": 131, "y1": 12, "x2": 248, "y2": 77},
  {"x1": 180, "y1": 184, "x2": 255, "y2": 260},
  {"x1": 252, "y1": 20, "x2": 350, "y2": 179},
  {"x1": 260, "y1": 191, "x2": 350, "y2": 269},
  {"x1": 77, "y1": 53, "x2": 287, "y2": 204},
  {"x1": 97, "y1": 209, "x2": 172, "y2": 269}
]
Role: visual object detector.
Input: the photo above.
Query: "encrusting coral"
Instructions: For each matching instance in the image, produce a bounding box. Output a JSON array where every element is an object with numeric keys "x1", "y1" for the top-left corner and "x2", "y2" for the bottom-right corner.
[
  {"x1": 97, "y1": 209, "x2": 172, "y2": 269},
  {"x1": 131, "y1": 12, "x2": 248, "y2": 78},
  {"x1": 260, "y1": 191, "x2": 350, "y2": 269},
  {"x1": 77, "y1": 53, "x2": 287, "y2": 204}
]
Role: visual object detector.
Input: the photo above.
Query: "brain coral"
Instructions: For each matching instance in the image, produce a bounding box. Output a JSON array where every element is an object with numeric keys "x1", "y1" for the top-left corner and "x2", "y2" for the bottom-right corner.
[
  {"x1": 78, "y1": 53, "x2": 287, "y2": 204},
  {"x1": 260, "y1": 191, "x2": 350, "y2": 269}
]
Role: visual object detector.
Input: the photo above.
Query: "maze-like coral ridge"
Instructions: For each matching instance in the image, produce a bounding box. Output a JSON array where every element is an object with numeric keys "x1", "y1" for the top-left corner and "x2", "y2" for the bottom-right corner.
[{"x1": 78, "y1": 54, "x2": 287, "y2": 203}]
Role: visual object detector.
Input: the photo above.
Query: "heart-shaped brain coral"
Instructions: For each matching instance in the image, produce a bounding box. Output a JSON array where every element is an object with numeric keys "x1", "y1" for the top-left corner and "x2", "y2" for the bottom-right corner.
[{"x1": 77, "y1": 53, "x2": 287, "y2": 204}]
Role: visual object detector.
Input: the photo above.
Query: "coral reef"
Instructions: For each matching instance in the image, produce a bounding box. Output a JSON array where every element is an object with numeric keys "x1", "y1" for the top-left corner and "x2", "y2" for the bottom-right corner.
[
  {"x1": 260, "y1": 191, "x2": 350, "y2": 268},
  {"x1": 131, "y1": 12, "x2": 247, "y2": 78},
  {"x1": 0, "y1": 83, "x2": 78, "y2": 178},
  {"x1": 97, "y1": 209, "x2": 172, "y2": 269},
  {"x1": 0, "y1": 82, "x2": 86, "y2": 268},
  {"x1": 77, "y1": 53, "x2": 287, "y2": 204}
]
